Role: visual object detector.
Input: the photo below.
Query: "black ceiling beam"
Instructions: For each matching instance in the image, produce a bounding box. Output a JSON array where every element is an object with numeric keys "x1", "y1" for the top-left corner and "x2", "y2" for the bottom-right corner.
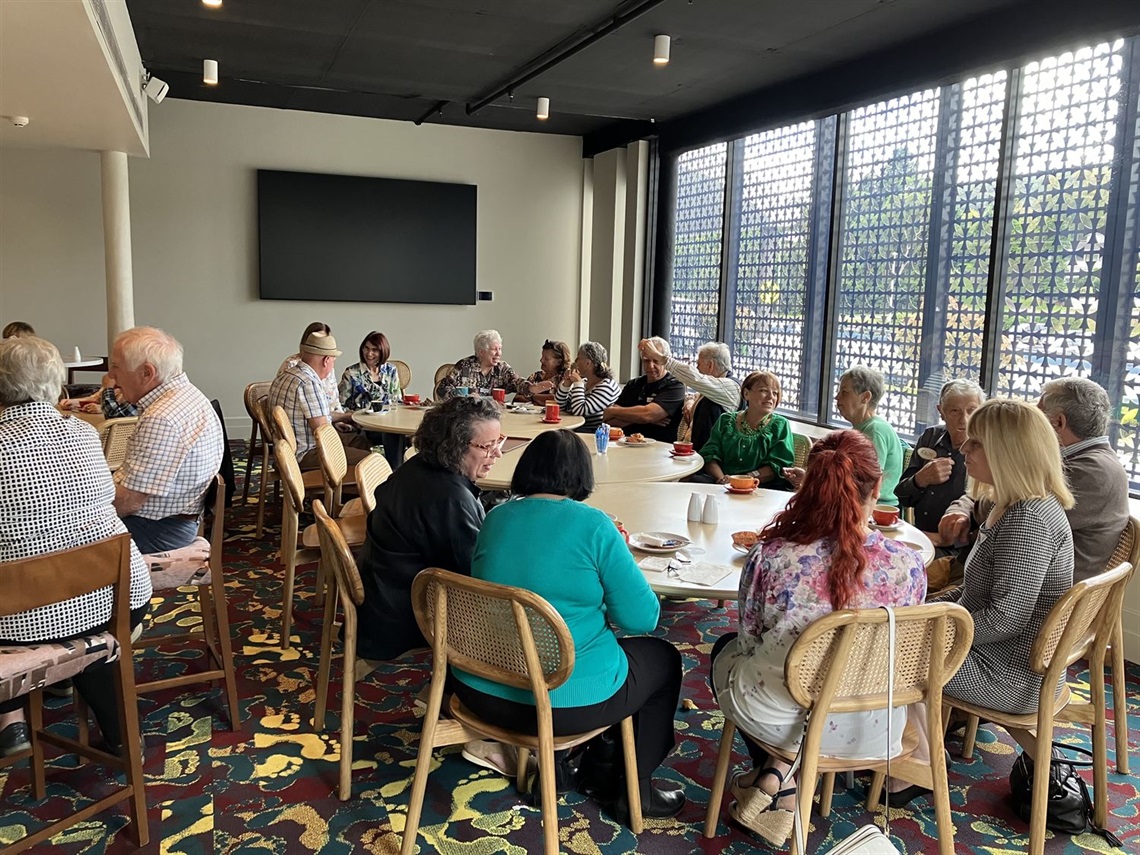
[
  {"x1": 583, "y1": 0, "x2": 1140, "y2": 157},
  {"x1": 464, "y1": 0, "x2": 668, "y2": 117}
]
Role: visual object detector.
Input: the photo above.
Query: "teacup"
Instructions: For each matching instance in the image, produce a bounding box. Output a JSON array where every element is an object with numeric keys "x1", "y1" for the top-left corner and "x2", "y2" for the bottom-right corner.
[
  {"x1": 456, "y1": 386, "x2": 470, "y2": 397},
  {"x1": 403, "y1": 393, "x2": 421, "y2": 405},
  {"x1": 544, "y1": 402, "x2": 561, "y2": 421},
  {"x1": 731, "y1": 530, "x2": 759, "y2": 549},
  {"x1": 370, "y1": 400, "x2": 387, "y2": 413},
  {"x1": 728, "y1": 475, "x2": 759, "y2": 491},
  {"x1": 613, "y1": 519, "x2": 629, "y2": 542},
  {"x1": 609, "y1": 426, "x2": 624, "y2": 440},
  {"x1": 673, "y1": 441, "x2": 694, "y2": 455},
  {"x1": 491, "y1": 389, "x2": 506, "y2": 404},
  {"x1": 872, "y1": 504, "x2": 900, "y2": 526}
]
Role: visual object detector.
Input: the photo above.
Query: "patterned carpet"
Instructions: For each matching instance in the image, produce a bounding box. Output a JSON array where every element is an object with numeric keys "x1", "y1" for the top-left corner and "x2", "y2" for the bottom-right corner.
[{"x1": 1, "y1": 445, "x2": 1137, "y2": 854}]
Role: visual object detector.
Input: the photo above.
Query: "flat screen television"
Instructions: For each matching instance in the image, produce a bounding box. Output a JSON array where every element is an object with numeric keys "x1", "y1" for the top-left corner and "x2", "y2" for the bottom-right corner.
[{"x1": 257, "y1": 169, "x2": 477, "y2": 305}]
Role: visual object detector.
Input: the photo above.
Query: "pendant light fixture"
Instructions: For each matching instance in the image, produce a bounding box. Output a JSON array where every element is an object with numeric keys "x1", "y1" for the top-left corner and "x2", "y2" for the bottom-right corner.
[
  {"x1": 653, "y1": 34, "x2": 670, "y2": 65},
  {"x1": 536, "y1": 97, "x2": 550, "y2": 120},
  {"x1": 203, "y1": 59, "x2": 219, "y2": 85}
]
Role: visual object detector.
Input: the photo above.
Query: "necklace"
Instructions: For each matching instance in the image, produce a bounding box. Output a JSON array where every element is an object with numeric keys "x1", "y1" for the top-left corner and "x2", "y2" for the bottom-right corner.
[{"x1": 737, "y1": 411, "x2": 772, "y2": 436}]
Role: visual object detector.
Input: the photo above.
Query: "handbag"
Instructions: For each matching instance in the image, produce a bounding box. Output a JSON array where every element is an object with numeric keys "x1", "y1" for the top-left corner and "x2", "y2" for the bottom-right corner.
[
  {"x1": 1008, "y1": 743, "x2": 1121, "y2": 846},
  {"x1": 792, "y1": 607, "x2": 902, "y2": 854}
]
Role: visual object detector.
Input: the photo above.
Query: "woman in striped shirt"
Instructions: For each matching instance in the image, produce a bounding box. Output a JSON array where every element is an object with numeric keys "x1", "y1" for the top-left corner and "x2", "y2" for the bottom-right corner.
[{"x1": 555, "y1": 341, "x2": 621, "y2": 432}]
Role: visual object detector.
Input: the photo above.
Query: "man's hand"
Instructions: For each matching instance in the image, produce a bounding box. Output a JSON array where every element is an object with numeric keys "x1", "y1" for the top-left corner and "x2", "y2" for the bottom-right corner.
[
  {"x1": 334, "y1": 422, "x2": 355, "y2": 433},
  {"x1": 938, "y1": 513, "x2": 970, "y2": 546},
  {"x1": 638, "y1": 338, "x2": 666, "y2": 363},
  {"x1": 916, "y1": 457, "x2": 954, "y2": 488}
]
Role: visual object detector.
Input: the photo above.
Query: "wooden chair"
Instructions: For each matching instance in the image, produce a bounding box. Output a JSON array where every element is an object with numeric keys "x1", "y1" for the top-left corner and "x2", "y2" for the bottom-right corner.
[
  {"x1": 433, "y1": 362, "x2": 455, "y2": 398},
  {"x1": 389, "y1": 359, "x2": 412, "y2": 392},
  {"x1": 98, "y1": 416, "x2": 139, "y2": 472},
  {"x1": 314, "y1": 422, "x2": 359, "y2": 519},
  {"x1": 1099, "y1": 517, "x2": 1138, "y2": 773},
  {"x1": 403, "y1": 568, "x2": 643, "y2": 855},
  {"x1": 133, "y1": 475, "x2": 241, "y2": 730},
  {"x1": 254, "y1": 402, "x2": 322, "y2": 539},
  {"x1": 311, "y1": 500, "x2": 367, "y2": 800},
  {"x1": 241, "y1": 381, "x2": 271, "y2": 504},
  {"x1": 949, "y1": 561, "x2": 1132, "y2": 855},
  {"x1": 0, "y1": 534, "x2": 148, "y2": 852},
  {"x1": 354, "y1": 452, "x2": 393, "y2": 515},
  {"x1": 792, "y1": 433, "x2": 812, "y2": 468},
  {"x1": 704, "y1": 603, "x2": 974, "y2": 855}
]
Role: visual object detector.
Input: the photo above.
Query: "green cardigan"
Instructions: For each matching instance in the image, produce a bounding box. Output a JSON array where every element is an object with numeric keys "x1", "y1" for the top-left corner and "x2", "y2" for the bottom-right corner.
[
  {"x1": 701, "y1": 411, "x2": 795, "y2": 489},
  {"x1": 856, "y1": 414, "x2": 903, "y2": 505},
  {"x1": 454, "y1": 497, "x2": 660, "y2": 708}
]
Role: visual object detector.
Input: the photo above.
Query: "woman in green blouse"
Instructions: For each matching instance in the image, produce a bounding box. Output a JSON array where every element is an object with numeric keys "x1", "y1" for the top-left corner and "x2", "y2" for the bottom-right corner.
[{"x1": 699, "y1": 371, "x2": 795, "y2": 490}]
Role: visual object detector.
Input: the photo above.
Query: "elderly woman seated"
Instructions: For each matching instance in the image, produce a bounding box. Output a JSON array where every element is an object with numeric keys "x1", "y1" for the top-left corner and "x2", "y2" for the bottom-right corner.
[
  {"x1": 0, "y1": 336, "x2": 153, "y2": 758},
  {"x1": 516, "y1": 339, "x2": 572, "y2": 405},
  {"x1": 554, "y1": 341, "x2": 621, "y2": 432},
  {"x1": 437, "y1": 329, "x2": 532, "y2": 399},
  {"x1": 695, "y1": 370, "x2": 794, "y2": 488}
]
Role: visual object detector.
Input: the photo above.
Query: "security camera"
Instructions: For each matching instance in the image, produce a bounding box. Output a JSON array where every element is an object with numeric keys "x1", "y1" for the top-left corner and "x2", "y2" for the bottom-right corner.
[
  {"x1": 143, "y1": 74, "x2": 169, "y2": 104},
  {"x1": 10, "y1": 116, "x2": 29, "y2": 128}
]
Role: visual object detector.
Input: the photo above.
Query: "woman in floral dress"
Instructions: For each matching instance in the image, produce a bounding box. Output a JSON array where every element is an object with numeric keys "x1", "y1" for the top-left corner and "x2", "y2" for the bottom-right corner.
[
  {"x1": 710, "y1": 429, "x2": 926, "y2": 844},
  {"x1": 338, "y1": 331, "x2": 402, "y2": 410}
]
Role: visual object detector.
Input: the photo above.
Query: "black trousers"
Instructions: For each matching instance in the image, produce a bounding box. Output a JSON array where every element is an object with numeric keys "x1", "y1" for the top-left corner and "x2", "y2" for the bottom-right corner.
[
  {"x1": 709, "y1": 631, "x2": 767, "y2": 766},
  {"x1": 0, "y1": 603, "x2": 150, "y2": 746},
  {"x1": 454, "y1": 636, "x2": 682, "y2": 779}
]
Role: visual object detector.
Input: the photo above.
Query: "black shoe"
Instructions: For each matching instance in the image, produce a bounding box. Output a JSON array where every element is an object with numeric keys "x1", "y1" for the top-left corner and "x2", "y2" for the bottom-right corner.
[
  {"x1": 613, "y1": 781, "x2": 686, "y2": 824},
  {"x1": 882, "y1": 784, "x2": 931, "y2": 807},
  {"x1": 0, "y1": 722, "x2": 31, "y2": 757},
  {"x1": 92, "y1": 733, "x2": 146, "y2": 760},
  {"x1": 44, "y1": 678, "x2": 74, "y2": 699},
  {"x1": 577, "y1": 732, "x2": 622, "y2": 801},
  {"x1": 528, "y1": 749, "x2": 584, "y2": 805}
]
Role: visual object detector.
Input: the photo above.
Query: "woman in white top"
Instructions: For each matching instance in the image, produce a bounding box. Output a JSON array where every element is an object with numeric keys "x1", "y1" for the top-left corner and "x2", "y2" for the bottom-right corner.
[{"x1": 554, "y1": 341, "x2": 621, "y2": 432}]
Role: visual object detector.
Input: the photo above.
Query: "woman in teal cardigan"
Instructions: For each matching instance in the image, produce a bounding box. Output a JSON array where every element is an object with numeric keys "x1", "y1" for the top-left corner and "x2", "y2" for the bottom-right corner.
[
  {"x1": 698, "y1": 371, "x2": 795, "y2": 489},
  {"x1": 452, "y1": 430, "x2": 684, "y2": 821}
]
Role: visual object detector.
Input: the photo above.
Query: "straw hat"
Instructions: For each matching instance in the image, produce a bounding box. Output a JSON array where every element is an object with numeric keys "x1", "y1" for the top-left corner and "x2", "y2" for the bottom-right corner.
[{"x1": 300, "y1": 332, "x2": 342, "y2": 357}]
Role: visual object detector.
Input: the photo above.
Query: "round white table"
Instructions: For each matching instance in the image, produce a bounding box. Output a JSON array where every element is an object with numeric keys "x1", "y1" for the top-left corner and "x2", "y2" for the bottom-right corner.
[
  {"x1": 584, "y1": 482, "x2": 935, "y2": 601},
  {"x1": 354, "y1": 405, "x2": 584, "y2": 438},
  {"x1": 476, "y1": 432, "x2": 705, "y2": 490}
]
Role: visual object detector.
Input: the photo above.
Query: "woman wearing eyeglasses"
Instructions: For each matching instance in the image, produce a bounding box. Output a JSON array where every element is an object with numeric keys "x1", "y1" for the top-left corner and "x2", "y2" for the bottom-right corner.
[
  {"x1": 516, "y1": 339, "x2": 572, "y2": 404},
  {"x1": 356, "y1": 397, "x2": 502, "y2": 662},
  {"x1": 453, "y1": 430, "x2": 685, "y2": 824}
]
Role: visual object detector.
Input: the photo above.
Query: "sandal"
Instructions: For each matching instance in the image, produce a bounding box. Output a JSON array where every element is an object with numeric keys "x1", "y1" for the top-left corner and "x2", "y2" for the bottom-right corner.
[
  {"x1": 729, "y1": 780, "x2": 798, "y2": 846},
  {"x1": 730, "y1": 766, "x2": 783, "y2": 822}
]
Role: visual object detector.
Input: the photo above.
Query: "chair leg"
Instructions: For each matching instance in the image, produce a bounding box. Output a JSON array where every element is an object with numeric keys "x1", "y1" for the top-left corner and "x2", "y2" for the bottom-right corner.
[
  {"x1": 620, "y1": 716, "x2": 642, "y2": 834},
  {"x1": 255, "y1": 453, "x2": 271, "y2": 539},
  {"x1": 210, "y1": 581, "x2": 242, "y2": 732},
  {"x1": 1090, "y1": 651, "x2": 1109, "y2": 828},
  {"x1": 537, "y1": 732, "x2": 560, "y2": 855},
  {"x1": 400, "y1": 707, "x2": 443, "y2": 855},
  {"x1": 281, "y1": 549, "x2": 298, "y2": 650},
  {"x1": 1022, "y1": 718, "x2": 1055, "y2": 855},
  {"x1": 515, "y1": 747, "x2": 530, "y2": 794},
  {"x1": 115, "y1": 651, "x2": 150, "y2": 847},
  {"x1": 866, "y1": 770, "x2": 885, "y2": 811},
  {"x1": 819, "y1": 771, "x2": 835, "y2": 817},
  {"x1": 929, "y1": 716, "x2": 955, "y2": 855},
  {"x1": 313, "y1": 585, "x2": 338, "y2": 731},
  {"x1": 338, "y1": 608, "x2": 356, "y2": 802},
  {"x1": 198, "y1": 586, "x2": 220, "y2": 685},
  {"x1": 28, "y1": 690, "x2": 46, "y2": 799},
  {"x1": 1111, "y1": 618, "x2": 1130, "y2": 774},
  {"x1": 704, "y1": 718, "x2": 736, "y2": 838},
  {"x1": 241, "y1": 426, "x2": 257, "y2": 504},
  {"x1": 962, "y1": 714, "x2": 980, "y2": 759}
]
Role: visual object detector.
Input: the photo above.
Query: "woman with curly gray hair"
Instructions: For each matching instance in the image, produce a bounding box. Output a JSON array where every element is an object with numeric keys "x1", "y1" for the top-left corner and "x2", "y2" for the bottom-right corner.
[
  {"x1": 555, "y1": 341, "x2": 621, "y2": 432},
  {"x1": 356, "y1": 396, "x2": 503, "y2": 662}
]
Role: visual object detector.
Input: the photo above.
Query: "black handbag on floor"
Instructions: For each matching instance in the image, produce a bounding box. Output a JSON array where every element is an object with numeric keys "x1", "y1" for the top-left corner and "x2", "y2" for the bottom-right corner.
[{"x1": 1008, "y1": 743, "x2": 1121, "y2": 846}]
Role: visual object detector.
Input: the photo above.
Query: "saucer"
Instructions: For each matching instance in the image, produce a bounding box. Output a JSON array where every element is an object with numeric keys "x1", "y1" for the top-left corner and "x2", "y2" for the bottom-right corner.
[
  {"x1": 732, "y1": 543, "x2": 753, "y2": 555},
  {"x1": 725, "y1": 485, "x2": 757, "y2": 495},
  {"x1": 870, "y1": 521, "x2": 902, "y2": 532},
  {"x1": 541, "y1": 417, "x2": 562, "y2": 424},
  {"x1": 670, "y1": 450, "x2": 696, "y2": 457}
]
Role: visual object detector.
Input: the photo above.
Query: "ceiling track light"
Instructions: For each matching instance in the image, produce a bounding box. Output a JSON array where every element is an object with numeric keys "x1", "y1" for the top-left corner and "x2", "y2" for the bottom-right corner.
[
  {"x1": 202, "y1": 0, "x2": 222, "y2": 8},
  {"x1": 654, "y1": 34, "x2": 670, "y2": 65},
  {"x1": 536, "y1": 97, "x2": 550, "y2": 120},
  {"x1": 203, "y1": 59, "x2": 219, "y2": 85}
]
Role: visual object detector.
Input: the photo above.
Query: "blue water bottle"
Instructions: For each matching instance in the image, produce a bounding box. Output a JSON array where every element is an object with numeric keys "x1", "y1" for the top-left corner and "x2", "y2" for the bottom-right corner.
[{"x1": 595, "y1": 422, "x2": 610, "y2": 455}]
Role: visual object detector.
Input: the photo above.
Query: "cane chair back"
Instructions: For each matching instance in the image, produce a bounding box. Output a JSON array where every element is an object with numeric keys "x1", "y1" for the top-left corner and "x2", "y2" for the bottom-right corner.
[
  {"x1": 705, "y1": 604, "x2": 974, "y2": 854},
  {"x1": 311, "y1": 500, "x2": 367, "y2": 799},
  {"x1": 315, "y1": 422, "x2": 354, "y2": 517},
  {"x1": 252, "y1": 395, "x2": 279, "y2": 537},
  {"x1": 389, "y1": 359, "x2": 412, "y2": 392},
  {"x1": 949, "y1": 562, "x2": 1131, "y2": 855},
  {"x1": 271, "y1": 404, "x2": 297, "y2": 449},
  {"x1": 0, "y1": 534, "x2": 148, "y2": 851},
  {"x1": 134, "y1": 475, "x2": 241, "y2": 730},
  {"x1": 355, "y1": 453, "x2": 393, "y2": 515},
  {"x1": 433, "y1": 363, "x2": 455, "y2": 398},
  {"x1": 403, "y1": 569, "x2": 642, "y2": 854},
  {"x1": 792, "y1": 433, "x2": 812, "y2": 468},
  {"x1": 99, "y1": 417, "x2": 139, "y2": 472},
  {"x1": 241, "y1": 381, "x2": 272, "y2": 504}
]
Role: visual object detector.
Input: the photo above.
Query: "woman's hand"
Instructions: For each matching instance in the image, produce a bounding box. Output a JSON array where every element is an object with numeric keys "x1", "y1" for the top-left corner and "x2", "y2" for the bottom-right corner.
[
  {"x1": 782, "y1": 466, "x2": 805, "y2": 489},
  {"x1": 562, "y1": 368, "x2": 581, "y2": 385},
  {"x1": 530, "y1": 379, "x2": 555, "y2": 393}
]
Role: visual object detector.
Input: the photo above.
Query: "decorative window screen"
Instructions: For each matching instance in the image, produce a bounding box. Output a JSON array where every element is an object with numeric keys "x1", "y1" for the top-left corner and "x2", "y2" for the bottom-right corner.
[
  {"x1": 730, "y1": 122, "x2": 818, "y2": 411},
  {"x1": 669, "y1": 143, "x2": 727, "y2": 360}
]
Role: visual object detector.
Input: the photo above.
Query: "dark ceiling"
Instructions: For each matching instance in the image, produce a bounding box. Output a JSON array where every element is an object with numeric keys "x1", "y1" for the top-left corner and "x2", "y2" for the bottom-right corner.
[{"x1": 129, "y1": 0, "x2": 1037, "y2": 140}]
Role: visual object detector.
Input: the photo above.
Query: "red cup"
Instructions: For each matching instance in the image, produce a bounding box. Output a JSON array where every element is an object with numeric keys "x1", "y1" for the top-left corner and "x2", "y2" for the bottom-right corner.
[
  {"x1": 872, "y1": 505, "x2": 900, "y2": 526},
  {"x1": 403, "y1": 394, "x2": 420, "y2": 405},
  {"x1": 544, "y1": 402, "x2": 560, "y2": 421},
  {"x1": 673, "y1": 441, "x2": 694, "y2": 455},
  {"x1": 492, "y1": 388, "x2": 506, "y2": 404}
]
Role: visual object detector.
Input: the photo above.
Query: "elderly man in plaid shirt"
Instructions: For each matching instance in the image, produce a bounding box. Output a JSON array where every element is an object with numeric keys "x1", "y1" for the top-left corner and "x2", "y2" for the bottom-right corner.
[
  {"x1": 108, "y1": 327, "x2": 224, "y2": 554},
  {"x1": 268, "y1": 331, "x2": 370, "y2": 471}
]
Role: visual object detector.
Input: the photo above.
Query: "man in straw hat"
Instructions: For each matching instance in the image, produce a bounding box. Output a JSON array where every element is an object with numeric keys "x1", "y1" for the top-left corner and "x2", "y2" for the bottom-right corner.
[{"x1": 269, "y1": 331, "x2": 370, "y2": 470}]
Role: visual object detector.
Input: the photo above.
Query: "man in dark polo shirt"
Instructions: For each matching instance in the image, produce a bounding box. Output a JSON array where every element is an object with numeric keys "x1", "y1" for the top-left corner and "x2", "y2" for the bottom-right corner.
[{"x1": 603, "y1": 337, "x2": 686, "y2": 443}]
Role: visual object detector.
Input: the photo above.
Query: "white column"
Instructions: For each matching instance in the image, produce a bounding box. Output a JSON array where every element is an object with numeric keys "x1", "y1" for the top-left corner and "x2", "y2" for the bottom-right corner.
[{"x1": 101, "y1": 150, "x2": 134, "y2": 348}]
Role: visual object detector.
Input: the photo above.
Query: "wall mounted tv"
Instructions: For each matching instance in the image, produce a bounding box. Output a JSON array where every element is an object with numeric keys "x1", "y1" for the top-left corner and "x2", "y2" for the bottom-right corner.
[{"x1": 257, "y1": 169, "x2": 477, "y2": 305}]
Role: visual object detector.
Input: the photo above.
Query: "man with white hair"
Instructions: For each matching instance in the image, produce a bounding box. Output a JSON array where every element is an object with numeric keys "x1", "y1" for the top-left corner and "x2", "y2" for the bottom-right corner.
[
  {"x1": 269, "y1": 331, "x2": 368, "y2": 472},
  {"x1": 639, "y1": 338, "x2": 741, "y2": 451},
  {"x1": 109, "y1": 326, "x2": 224, "y2": 554},
  {"x1": 940, "y1": 376, "x2": 1129, "y2": 583},
  {"x1": 603, "y1": 336, "x2": 686, "y2": 443}
]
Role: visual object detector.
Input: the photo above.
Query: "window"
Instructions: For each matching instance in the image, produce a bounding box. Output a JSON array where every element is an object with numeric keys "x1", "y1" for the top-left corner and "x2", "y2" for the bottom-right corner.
[{"x1": 664, "y1": 37, "x2": 1140, "y2": 491}]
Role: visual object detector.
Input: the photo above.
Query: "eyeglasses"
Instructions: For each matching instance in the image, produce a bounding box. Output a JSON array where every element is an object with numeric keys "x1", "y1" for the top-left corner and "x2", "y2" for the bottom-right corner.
[{"x1": 469, "y1": 436, "x2": 507, "y2": 457}]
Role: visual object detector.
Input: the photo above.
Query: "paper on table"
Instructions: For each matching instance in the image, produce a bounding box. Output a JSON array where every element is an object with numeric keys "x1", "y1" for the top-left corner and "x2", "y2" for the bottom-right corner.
[
  {"x1": 678, "y1": 562, "x2": 734, "y2": 587},
  {"x1": 637, "y1": 556, "x2": 674, "y2": 573}
]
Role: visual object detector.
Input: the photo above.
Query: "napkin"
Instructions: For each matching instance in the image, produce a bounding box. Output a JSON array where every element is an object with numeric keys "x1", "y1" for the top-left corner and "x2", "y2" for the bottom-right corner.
[
  {"x1": 637, "y1": 557, "x2": 674, "y2": 572},
  {"x1": 679, "y1": 562, "x2": 734, "y2": 587},
  {"x1": 637, "y1": 533, "x2": 684, "y2": 548}
]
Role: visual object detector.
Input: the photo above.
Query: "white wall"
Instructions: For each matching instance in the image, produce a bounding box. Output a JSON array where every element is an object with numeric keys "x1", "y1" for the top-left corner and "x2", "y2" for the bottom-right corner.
[{"x1": 1, "y1": 99, "x2": 585, "y2": 432}]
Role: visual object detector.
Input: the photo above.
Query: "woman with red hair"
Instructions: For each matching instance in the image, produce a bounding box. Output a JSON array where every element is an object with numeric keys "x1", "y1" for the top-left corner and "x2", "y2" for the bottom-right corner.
[{"x1": 710, "y1": 429, "x2": 926, "y2": 844}]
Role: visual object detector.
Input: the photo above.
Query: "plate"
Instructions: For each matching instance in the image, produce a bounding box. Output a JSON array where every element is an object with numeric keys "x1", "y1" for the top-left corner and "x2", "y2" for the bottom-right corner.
[
  {"x1": 628, "y1": 531, "x2": 691, "y2": 553},
  {"x1": 732, "y1": 543, "x2": 753, "y2": 555},
  {"x1": 619, "y1": 437, "x2": 656, "y2": 447},
  {"x1": 725, "y1": 485, "x2": 756, "y2": 495},
  {"x1": 870, "y1": 521, "x2": 902, "y2": 532}
]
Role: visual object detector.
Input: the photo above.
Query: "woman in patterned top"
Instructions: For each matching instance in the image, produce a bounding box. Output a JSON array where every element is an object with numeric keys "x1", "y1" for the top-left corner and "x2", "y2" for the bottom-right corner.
[
  {"x1": 338, "y1": 331, "x2": 402, "y2": 410},
  {"x1": 932, "y1": 399, "x2": 1074, "y2": 715},
  {"x1": 554, "y1": 341, "x2": 621, "y2": 432},
  {"x1": 709, "y1": 429, "x2": 926, "y2": 845},
  {"x1": 697, "y1": 370, "x2": 794, "y2": 488},
  {"x1": 515, "y1": 339, "x2": 571, "y2": 404},
  {"x1": 436, "y1": 330, "x2": 528, "y2": 399}
]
